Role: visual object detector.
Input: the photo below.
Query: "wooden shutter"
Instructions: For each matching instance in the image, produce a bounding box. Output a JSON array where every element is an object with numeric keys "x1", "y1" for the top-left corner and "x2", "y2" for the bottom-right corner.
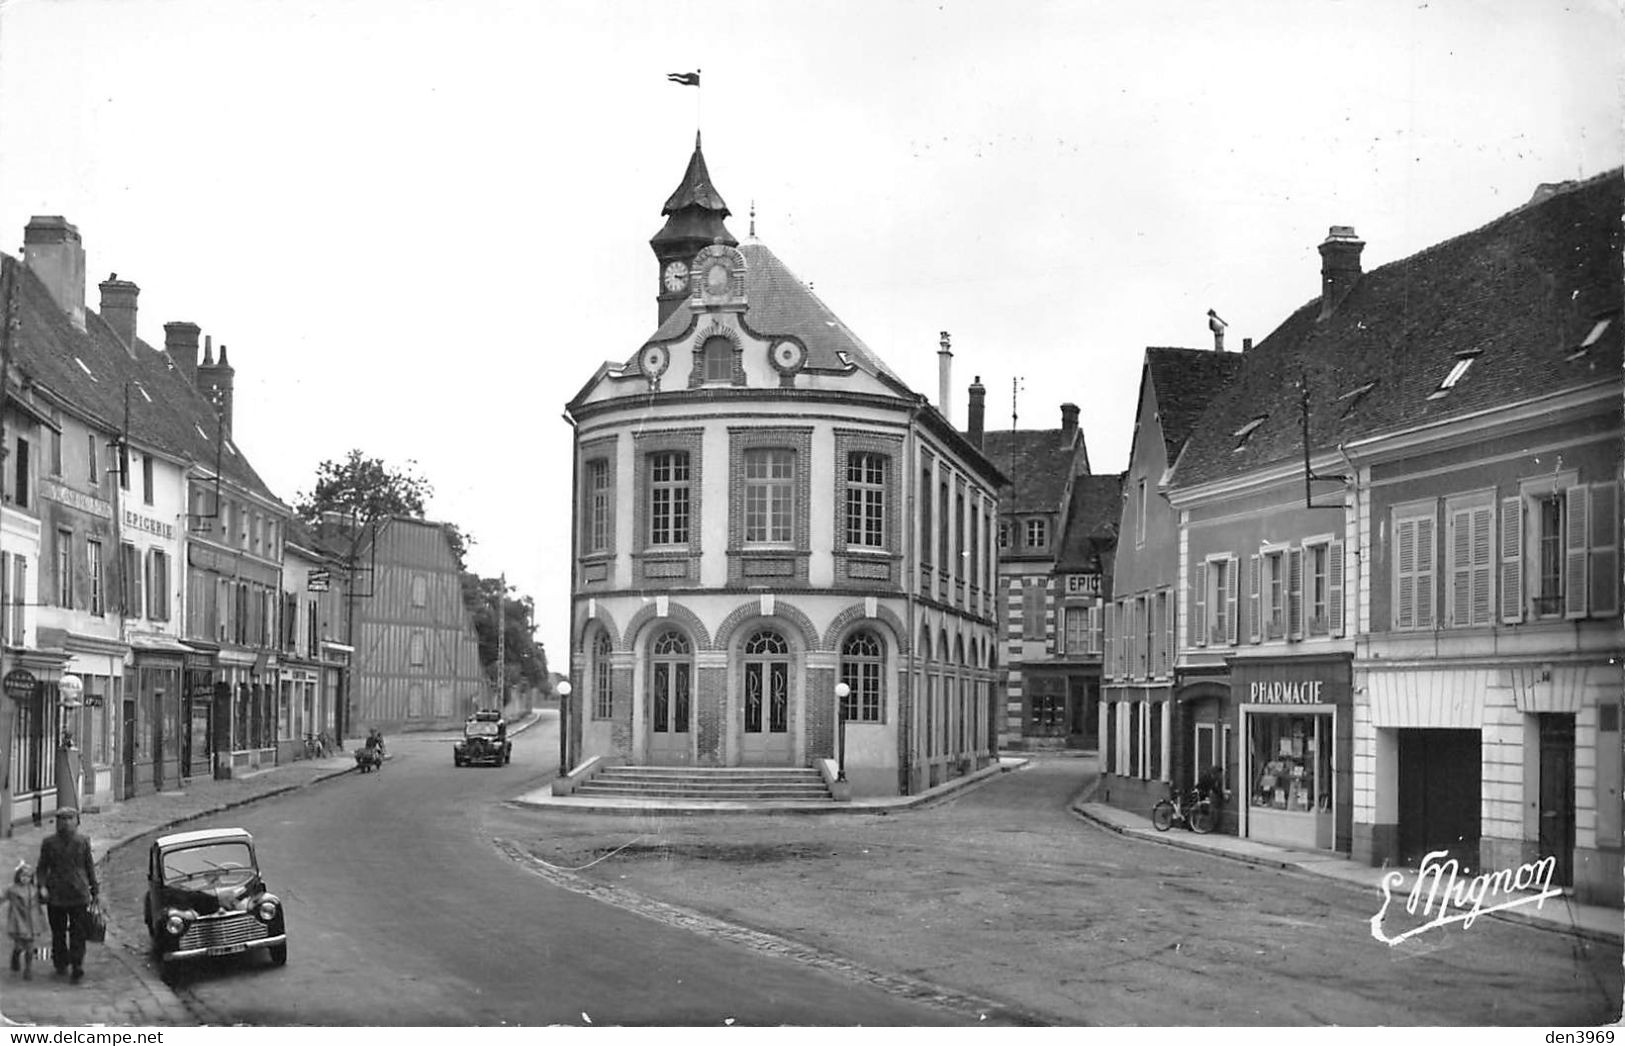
[
  {"x1": 1416, "y1": 516, "x2": 1436, "y2": 629},
  {"x1": 1328, "y1": 540, "x2": 1345, "y2": 636},
  {"x1": 1104, "y1": 601, "x2": 1116, "y2": 681},
  {"x1": 1192, "y1": 561, "x2": 1207, "y2": 648},
  {"x1": 1470, "y1": 505, "x2": 1493, "y2": 626},
  {"x1": 1288, "y1": 547, "x2": 1304, "y2": 640},
  {"x1": 1501, "y1": 495, "x2": 1524, "y2": 623},
  {"x1": 1396, "y1": 518, "x2": 1415, "y2": 629},
  {"x1": 1164, "y1": 590, "x2": 1174, "y2": 675},
  {"x1": 1589, "y1": 481, "x2": 1619, "y2": 618},
  {"x1": 1565, "y1": 484, "x2": 1590, "y2": 619},
  {"x1": 1449, "y1": 507, "x2": 1472, "y2": 627},
  {"x1": 1248, "y1": 553, "x2": 1262, "y2": 644},
  {"x1": 1226, "y1": 556, "x2": 1240, "y2": 646}
]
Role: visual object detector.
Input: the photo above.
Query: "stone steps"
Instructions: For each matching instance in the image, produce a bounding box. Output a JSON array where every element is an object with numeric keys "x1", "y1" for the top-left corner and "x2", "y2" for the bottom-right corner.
[{"x1": 575, "y1": 766, "x2": 836, "y2": 802}]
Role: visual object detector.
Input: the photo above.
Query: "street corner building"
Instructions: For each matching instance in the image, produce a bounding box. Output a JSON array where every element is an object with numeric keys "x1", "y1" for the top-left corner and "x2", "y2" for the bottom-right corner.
[
  {"x1": 1101, "y1": 169, "x2": 1624, "y2": 907},
  {"x1": 561, "y1": 135, "x2": 1007, "y2": 796}
]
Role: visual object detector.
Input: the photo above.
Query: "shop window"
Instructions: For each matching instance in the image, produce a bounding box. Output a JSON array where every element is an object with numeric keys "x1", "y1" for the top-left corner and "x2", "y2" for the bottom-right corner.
[{"x1": 1250, "y1": 713, "x2": 1333, "y2": 814}]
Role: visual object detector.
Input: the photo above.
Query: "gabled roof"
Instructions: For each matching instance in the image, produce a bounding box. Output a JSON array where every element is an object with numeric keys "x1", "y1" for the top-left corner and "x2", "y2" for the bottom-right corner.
[
  {"x1": 636, "y1": 240, "x2": 906, "y2": 386},
  {"x1": 1056, "y1": 472, "x2": 1123, "y2": 572},
  {"x1": 1173, "y1": 168, "x2": 1624, "y2": 490},
  {"x1": 981, "y1": 428, "x2": 1089, "y2": 513},
  {"x1": 1143, "y1": 346, "x2": 1245, "y2": 465},
  {"x1": 4, "y1": 254, "x2": 282, "y2": 505}
]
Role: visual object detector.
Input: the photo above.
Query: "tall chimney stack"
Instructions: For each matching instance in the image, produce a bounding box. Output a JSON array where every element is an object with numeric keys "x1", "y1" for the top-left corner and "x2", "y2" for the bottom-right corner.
[
  {"x1": 1061, "y1": 403, "x2": 1079, "y2": 435},
  {"x1": 937, "y1": 331, "x2": 953, "y2": 423},
  {"x1": 99, "y1": 274, "x2": 140, "y2": 354},
  {"x1": 967, "y1": 376, "x2": 986, "y2": 449},
  {"x1": 1318, "y1": 226, "x2": 1365, "y2": 321},
  {"x1": 1207, "y1": 309, "x2": 1227, "y2": 352},
  {"x1": 164, "y1": 321, "x2": 201, "y2": 382},
  {"x1": 23, "y1": 216, "x2": 87, "y2": 331}
]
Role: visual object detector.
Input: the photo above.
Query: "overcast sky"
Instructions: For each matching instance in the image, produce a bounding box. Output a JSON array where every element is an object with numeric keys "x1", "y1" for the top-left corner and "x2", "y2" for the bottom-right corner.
[{"x1": 0, "y1": 0, "x2": 1618, "y2": 661}]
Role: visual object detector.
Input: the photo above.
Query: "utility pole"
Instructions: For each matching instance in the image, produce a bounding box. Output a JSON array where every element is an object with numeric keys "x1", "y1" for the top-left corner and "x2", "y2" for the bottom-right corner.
[{"x1": 495, "y1": 573, "x2": 505, "y2": 712}]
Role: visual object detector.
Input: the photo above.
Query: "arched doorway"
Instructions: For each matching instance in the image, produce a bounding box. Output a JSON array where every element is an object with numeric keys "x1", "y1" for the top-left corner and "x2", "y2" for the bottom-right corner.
[
  {"x1": 740, "y1": 629, "x2": 791, "y2": 765},
  {"x1": 647, "y1": 629, "x2": 693, "y2": 765}
]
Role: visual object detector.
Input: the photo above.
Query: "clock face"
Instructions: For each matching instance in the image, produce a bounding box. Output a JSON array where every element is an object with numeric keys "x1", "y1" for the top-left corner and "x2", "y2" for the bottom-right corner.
[{"x1": 662, "y1": 261, "x2": 688, "y2": 293}]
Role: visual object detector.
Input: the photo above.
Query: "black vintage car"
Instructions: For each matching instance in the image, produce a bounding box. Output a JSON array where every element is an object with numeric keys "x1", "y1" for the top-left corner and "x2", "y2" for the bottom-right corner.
[
  {"x1": 144, "y1": 827, "x2": 287, "y2": 968},
  {"x1": 454, "y1": 711, "x2": 510, "y2": 767}
]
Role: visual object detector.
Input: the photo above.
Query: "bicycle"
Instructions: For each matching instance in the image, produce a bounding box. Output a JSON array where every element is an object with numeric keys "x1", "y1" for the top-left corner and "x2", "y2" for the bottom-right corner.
[{"x1": 1152, "y1": 786, "x2": 1217, "y2": 834}]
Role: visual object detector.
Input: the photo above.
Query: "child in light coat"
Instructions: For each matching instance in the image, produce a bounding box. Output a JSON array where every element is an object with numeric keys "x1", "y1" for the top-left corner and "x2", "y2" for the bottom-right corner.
[{"x1": 6, "y1": 861, "x2": 44, "y2": 979}]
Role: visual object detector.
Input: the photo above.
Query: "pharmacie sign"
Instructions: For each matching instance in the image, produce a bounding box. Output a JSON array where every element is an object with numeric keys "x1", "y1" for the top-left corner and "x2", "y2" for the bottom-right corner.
[{"x1": 1248, "y1": 680, "x2": 1326, "y2": 704}]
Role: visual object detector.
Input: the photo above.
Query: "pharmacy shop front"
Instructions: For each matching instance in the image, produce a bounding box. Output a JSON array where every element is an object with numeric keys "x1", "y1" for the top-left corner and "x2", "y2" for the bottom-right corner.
[{"x1": 1233, "y1": 655, "x2": 1353, "y2": 854}]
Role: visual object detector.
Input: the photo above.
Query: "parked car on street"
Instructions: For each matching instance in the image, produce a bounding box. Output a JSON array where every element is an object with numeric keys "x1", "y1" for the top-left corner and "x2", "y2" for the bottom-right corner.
[
  {"x1": 143, "y1": 827, "x2": 287, "y2": 968},
  {"x1": 454, "y1": 710, "x2": 511, "y2": 767}
]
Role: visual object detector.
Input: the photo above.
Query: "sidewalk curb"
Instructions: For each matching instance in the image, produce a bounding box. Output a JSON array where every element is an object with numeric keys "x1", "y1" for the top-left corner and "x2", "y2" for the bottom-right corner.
[{"x1": 1067, "y1": 783, "x2": 1623, "y2": 948}]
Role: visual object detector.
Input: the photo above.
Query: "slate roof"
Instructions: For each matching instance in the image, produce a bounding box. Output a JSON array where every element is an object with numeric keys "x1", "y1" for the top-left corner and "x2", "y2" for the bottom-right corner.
[
  {"x1": 634, "y1": 240, "x2": 907, "y2": 386},
  {"x1": 1144, "y1": 346, "x2": 1245, "y2": 465},
  {"x1": 1173, "y1": 168, "x2": 1624, "y2": 489},
  {"x1": 1056, "y1": 472, "x2": 1123, "y2": 573},
  {"x1": 661, "y1": 132, "x2": 731, "y2": 216},
  {"x1": 3, "y1": 254, "x2": 283, "y2": 505},
  {"x1": 981, "y1": 428, "x2": 1089, "y2": 513}
]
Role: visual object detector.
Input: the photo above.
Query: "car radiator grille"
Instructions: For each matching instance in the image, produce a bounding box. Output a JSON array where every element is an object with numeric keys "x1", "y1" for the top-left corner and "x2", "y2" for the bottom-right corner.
[{"x1": 178, "y1": 912, "x2": 268, "y2": 951}]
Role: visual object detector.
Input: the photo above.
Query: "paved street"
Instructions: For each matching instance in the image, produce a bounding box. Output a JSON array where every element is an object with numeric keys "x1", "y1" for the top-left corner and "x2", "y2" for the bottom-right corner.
[
  {"x1": 2, "y1": 711, "x2": 1619, "y2": 1027},
  {"x1": 505, "y1": 752, "x2": 1624, "y2": 1026}
]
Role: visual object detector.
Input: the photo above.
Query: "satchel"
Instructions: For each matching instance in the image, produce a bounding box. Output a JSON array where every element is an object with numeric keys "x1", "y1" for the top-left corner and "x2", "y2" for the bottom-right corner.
[{"x1": 85, "y1": 903, "x2": 107, "y2": 944}]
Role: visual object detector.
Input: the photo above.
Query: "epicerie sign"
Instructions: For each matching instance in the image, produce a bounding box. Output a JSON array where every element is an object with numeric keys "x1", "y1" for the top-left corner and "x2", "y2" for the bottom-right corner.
[
  {"x1": 1064, "y1": 574, "x2": 1101, "y2": 596},
  {"x1": 1248, "y1": 680, "x2": 1325, "y2": 704},
  {"x1": 123, "y1": 509, "x2": 174, "y2": 540}
]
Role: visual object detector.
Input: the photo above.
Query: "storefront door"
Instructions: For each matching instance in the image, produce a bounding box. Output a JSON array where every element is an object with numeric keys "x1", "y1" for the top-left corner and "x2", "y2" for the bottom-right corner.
[
  {"x1": 741, "y1": 657, "x2": 791, "y2": 766},
  {"x1": 1538, "y1": 714, "x2": 1575, "y2": 887},
  {"x1": 647, "y1": 646, "x2": 692, "y2": 766}
]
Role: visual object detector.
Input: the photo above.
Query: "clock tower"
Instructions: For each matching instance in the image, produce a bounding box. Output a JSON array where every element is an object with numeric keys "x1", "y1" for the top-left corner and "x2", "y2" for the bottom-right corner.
[{"x1": 650, "y1": 131, "x2": 737, "y2": 327}]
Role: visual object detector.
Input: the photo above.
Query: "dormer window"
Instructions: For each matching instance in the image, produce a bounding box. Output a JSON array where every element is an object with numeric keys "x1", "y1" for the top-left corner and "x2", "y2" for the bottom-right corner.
[
  {"x1": 1428, "y1": 349, "x2": 1481, "y2": 400},
  {"x1": 1025, "y1": 518, "x2": 1048, "y2": 549},
  {"x1": 1233, "y1": 416, "x2": 1267, "y2": 450},
  {"x1": 702, "y1": 336, "x2": 733, "y2": 382}
]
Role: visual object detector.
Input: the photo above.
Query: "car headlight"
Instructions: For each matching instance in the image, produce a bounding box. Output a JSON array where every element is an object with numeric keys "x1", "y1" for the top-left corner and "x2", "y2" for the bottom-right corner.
[
  {"x1": 165, "y1": 913, "x2": 186, "y2": 936},
  {"x1": 256, "y1": 899, "x2": 279, "y2": 922}
]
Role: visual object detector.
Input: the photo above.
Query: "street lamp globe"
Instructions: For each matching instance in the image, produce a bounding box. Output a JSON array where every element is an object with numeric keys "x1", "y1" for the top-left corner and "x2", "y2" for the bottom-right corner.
[
  {"x1": 57, "y1": 674, "x2": 84, "y2": 708},
  {"x1": 557, "y1": 681, "x2": 572, "y2": 697}
]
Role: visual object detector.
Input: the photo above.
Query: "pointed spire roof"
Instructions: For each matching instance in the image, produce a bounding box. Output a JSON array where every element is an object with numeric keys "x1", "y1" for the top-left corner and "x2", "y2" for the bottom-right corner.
[{"x1": 662, "y1": 131, "x2": 731, "y2": 215}]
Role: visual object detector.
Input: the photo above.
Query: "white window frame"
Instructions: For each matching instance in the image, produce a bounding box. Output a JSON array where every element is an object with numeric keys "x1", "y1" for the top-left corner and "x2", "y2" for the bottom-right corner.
[{"x1": 1444, "y1": 490, "x2": 1496, "y2": 629}]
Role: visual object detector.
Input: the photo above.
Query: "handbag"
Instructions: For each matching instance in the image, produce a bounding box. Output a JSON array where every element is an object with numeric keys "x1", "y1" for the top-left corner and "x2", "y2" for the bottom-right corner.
[{"x1": 85, "y1": 903, "x2": 107, "y2": 944}]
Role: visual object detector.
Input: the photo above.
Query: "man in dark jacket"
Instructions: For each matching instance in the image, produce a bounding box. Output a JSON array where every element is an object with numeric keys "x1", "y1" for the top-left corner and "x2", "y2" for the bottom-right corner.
[{"x1": 37, "y1": 807, "x2": 97, "y2": 980}]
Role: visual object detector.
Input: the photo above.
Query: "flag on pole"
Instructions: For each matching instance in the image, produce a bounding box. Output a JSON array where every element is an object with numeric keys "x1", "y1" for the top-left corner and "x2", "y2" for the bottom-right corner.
[{"x1": 667, "y1": 71, "x2": 700, "y2": 86}]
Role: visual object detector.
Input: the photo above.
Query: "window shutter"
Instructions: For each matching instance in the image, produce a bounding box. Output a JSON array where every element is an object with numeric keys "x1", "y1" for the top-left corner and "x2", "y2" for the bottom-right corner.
[
  {"x1": 1226, "y1": 556, "x2": 1240, "y2": 646},
  {"x1": 1164, "y1": 591, "x2": 1174, "y2": 675},
  {"x1": 1416, "y1": 516, "x2": 1435, "y2": 629},
  {"x1": 1288, "y1": 547, "x2": 1304, "y2": 640},
  {"x1": 1396, "y1": 518, "x2": 1415, "y2": 629},
  {"x1": 1328, "y1": 540, "x2": 1345, "y2": 636},
  {"x1": 1192, "y1": 562, "x2": 1207, "y2": 648},
  {"x1": 1449, "y1": 508, "x2": 1471, "y2": 627},
  {"x1": 1565, "y1": 484, "x2": 1590, "y2": 620},
  {"x1": 1104, "y1": 601, "x2": 1116, "y2": 681},
  {"x1": 1501, "y1": 496, "x2": 1524, "y2": 623},
  {"x1": 1248, "y1": 553, "x2": 1262, "y2": 644},
  {"x1": 1589, "y1": 481, "x2": 1618, "y2": 618},
  {"x1": 1470, "y1": 505, "x2": 1493, "y2": 626}
]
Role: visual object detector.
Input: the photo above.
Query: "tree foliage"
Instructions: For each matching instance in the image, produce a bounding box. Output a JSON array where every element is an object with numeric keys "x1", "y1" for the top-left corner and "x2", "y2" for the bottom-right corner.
[
  {"x1": 294, "y1": 449, "x2": 433, "y2": 527},
  {"x1": 462, "y1": 573, "x2": 549, "y2": 694}
]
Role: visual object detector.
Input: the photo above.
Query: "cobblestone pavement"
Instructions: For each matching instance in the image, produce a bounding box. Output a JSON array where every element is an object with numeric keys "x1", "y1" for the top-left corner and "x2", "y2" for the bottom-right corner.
[{"x1": 0, "y1": 721, "x2": 527, "y2": 1028}]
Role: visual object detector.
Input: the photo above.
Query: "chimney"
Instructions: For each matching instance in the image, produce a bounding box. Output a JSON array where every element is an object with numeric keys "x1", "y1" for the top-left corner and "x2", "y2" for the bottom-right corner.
[
  {"x1": 967, "y1": 375, "x2": 986, "y2": 449},
  {"x1": 164, "y1": 321, "x2": 201, "y2": 382},
  {"x1": 23, "y1": 216, "x2": 87, "y2": 331},
  {"x1": 99, "y1": 274, "x2": 139, "y2": 354},
  {"x1": 1243, "y1": 337, "x2": 1253, "y2": 352},
  {"x1": 1061, "y1": 403, "x2": 1079, "y2": 435},
  {"x1": 199, "y1": 342, "x2": 236, "y2": 430},
  {"x1": 1207, "y1": 309, "x2": 1227, "y2": 352},
  {"x1": 937, "y1": 331, "x2": 953, "y2": 423},
  {"x1": 1318, "y1": 225, "x2": 1365, "y2": 321}
]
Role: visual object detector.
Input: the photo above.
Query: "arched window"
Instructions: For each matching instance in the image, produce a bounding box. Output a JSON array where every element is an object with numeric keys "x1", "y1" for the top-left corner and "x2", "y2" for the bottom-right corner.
[
  {"x1": 840, "y1": 629, "x2": 883, "y2": 723},
  {"x1": 592, "y1": 632, "x2": 613, "y2": 719},
  {"x1": 702, "y1": 336, "x2": 733, "y2": 382},
  {"x1": 649, "y1": 630, "x2": 692, "y2": 735},
  {"x1": 742, "y1": 629, "x2": 789, "y2": 735}
]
